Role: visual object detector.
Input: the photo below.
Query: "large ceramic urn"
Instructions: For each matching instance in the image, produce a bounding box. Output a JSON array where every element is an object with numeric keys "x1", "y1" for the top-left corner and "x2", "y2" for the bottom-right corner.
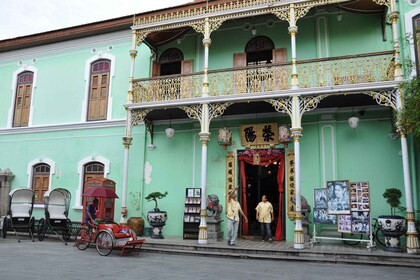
[
  {"x1": 147, "y1": 210, "x2": 167, "y2": 239},
  {"x1": 377, "y1": 215, "x2": 407, "y2": 252}
]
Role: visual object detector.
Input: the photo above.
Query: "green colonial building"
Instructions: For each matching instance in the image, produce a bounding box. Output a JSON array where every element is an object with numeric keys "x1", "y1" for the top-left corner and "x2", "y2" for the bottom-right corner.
[{"x1": 0, "y1": 0, "x2": 419, "y2": 253}]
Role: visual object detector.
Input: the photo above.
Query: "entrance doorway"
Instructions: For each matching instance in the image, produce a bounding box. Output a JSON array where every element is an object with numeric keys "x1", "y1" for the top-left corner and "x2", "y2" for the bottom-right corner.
[
  {"x1": 237, "y1": 149, "x2": 285, "y2": 241},
  {"x1": 243, "y1": 163, "x2": 280, "y2": 237}
]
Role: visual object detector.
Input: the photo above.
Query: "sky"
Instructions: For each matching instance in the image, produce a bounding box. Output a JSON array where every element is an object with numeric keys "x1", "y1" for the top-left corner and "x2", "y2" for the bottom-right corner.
[{"x1": 0, "y1": 0, "x2": 193, "y2": 40}]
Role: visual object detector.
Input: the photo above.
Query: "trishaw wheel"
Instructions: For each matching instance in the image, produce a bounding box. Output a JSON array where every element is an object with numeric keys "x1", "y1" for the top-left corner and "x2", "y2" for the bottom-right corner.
[
  {"x1": 95, "y1": 231, "x2": 114, "y2": 256},
  {"x1": 62, "y1": 219, "x2": 72, "y2": 241},
  {"x1": 37, "y1": 218, "x2": 46, "y2": 241},
  {"x1": 75, "y1": 226, "x2": 91, "y2": 250},
  {"x1": 2, "y1": 217, "x2": 8, "y2": 239}
]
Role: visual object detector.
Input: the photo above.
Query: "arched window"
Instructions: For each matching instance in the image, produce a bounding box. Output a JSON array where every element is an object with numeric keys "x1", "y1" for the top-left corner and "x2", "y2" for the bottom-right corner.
[
  {"x1": 414, "y1": 14, "x2": 420, "y2": 76},
  {"x1": 245, "y1": 36, "x2": 275, "y2": 65},
  {"x1": 87, "y1": 59, "x2": 110, "y2": 121},
  {"x1": 159, "y1": 48, "x2": 184, "y2": 76},
  {"x1": 233, "y1": 36, "x2": 286, "y2": 68},
  {"x1": 32, "y1": 163, "x2": 50, "y2": 203},
  {"x1": 13, "y1": 71, "x2": 34, "y2": 127}
]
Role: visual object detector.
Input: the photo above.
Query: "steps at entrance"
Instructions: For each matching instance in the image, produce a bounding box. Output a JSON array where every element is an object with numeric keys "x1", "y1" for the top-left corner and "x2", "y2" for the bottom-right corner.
[{"x1": 141, "y1": 239, "x2": 420, "y2": 268}]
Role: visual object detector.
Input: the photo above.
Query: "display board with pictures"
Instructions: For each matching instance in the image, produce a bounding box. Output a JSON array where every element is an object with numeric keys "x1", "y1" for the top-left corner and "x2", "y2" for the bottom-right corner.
[
  {"x1": 326, "y1": 180, "x2": 350, "y2": 214},
  {"x1": 337, "y1": 215, "x2": 352, "y2": 233},
  {"x1": 313, "y1": 188, "x2": 337, "y2": 225},
  {"x1": 183, "y1": 188, "x2": 201, "y2": 239},
  {"x1": 350, "y1": 182, "x2": 370, "y2": 212}
]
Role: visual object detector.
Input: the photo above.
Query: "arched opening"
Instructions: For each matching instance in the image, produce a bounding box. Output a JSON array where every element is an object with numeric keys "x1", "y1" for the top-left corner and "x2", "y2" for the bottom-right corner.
[
  {"x1": 245, "y1": 36, "x2": 275, "y2": 66},
  {"x1": 159, "y1": 48, "x2": 183, "y2": 76}
]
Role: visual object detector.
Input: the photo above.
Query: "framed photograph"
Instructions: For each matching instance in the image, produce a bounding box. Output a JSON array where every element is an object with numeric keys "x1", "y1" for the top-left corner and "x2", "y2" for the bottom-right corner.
[
  {"x1": 194, "y1": 188, "x2": 201, "y2": 198},
  {"x1": 338, "y1": 215, "x2": 352, "y2": 233},
  {"x1": 351, "y1": 211, "x2": 370, "y2": 234},
  {"x1": 349, "y1": 182, "x2": 370, "y2": 212},
  {"x1": 187, "y1": 188, "x2": 194, "y2": 198},
  {"x1": 314, "y1": 188, "x2": 327, "y2": 209},
  {"x1": 313, "y1": 208, "x2": 337, "y2": 225},
  {"x1": 184, "y1": 215, "x2": 190, "y2": 222},
  {"x1": 327, "y1": 180, "x2": 350, "y2": 214}
]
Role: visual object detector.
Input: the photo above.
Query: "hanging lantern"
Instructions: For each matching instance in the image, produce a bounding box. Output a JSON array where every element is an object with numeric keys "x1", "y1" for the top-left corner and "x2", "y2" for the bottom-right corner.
[
  {"x1": 253, "y1": 152, "x2": 261, "y2": 165},
  {"x1": 278, "y1": 125, "x2": 292, "y2": 147},
  {"x1": 217, "y1": 127, "x2": 232, "y2": 149}
]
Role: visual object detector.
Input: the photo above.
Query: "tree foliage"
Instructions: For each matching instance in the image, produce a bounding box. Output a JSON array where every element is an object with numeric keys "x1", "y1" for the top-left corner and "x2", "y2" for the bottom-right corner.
[
  {"x1": 399, "y1": 76, "x2": 420, "y2": 140},
  {"x1": 145, "y1": 191, "x2": 168, "y2": 211}
]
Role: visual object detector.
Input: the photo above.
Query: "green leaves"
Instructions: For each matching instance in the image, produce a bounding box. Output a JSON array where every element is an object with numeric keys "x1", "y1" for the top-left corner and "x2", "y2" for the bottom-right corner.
[
  {"x1": 383, "y1": 188, "x2": 402, "y2": 215},
  {"x1": 399, "y1": 77, "x2": 420, "y2": 140}
]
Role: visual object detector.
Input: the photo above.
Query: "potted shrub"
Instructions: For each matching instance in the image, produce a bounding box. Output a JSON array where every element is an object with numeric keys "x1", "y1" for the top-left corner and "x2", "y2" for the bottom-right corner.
[
  {"x1": 377, "y1": 188, "x2": 407, "y2": 252},
  {"x1": 145, "y1": 191, "x2": 168, "y2": 239}
]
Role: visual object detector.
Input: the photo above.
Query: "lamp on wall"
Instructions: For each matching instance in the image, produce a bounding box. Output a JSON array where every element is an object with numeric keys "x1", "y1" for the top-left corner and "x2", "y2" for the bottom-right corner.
[
  {"x1": 278, "y1": 125, "x2": 292, "y2": 147},
  {"x1": 337, "y1": 11, "x2": 342, "y2": 22},
  {"x1": 217, "y1": 127, "x2": 232, "y2": 149},
  {"x1": 348, "y1": 108, "x2": 363, "y2": 129},
  {"x1": 251, "y1": 25, "x2": 257, "y2": 36},
  {"x1": 165, "y1": 114, "x2": 175, "y2": 138}
]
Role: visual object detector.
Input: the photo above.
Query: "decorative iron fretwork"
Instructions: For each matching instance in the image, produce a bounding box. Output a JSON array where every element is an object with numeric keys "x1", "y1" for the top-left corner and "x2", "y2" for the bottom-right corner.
[
  {"x1": 266, "y1": 97, "x2": 293, "y2": 118},
  {"x1": 135, "y1": 30, "x2": 150, "y2": 46},
  {"x1": 364, "y1": 90, "x2": 398, "y2": 110},
  {"x1": 144, "y1": 118, "x2": 153, "y2": 137},
  {"x1": 372, "y1": 0, "x2": 390, "y2": 8},
  {"x1": 272, "y1": 4, "x2": 311, "y2": 25},
  {"x1": 180, "y1": 103, "x2": 232, "y2": 123},
  {"x1": 131, "y1": 109, "x2": 152, "y2": 126},
  {"x1": 131, "y1": 0, "x2": 346, "y2": 38},
  {"x1": 300, "y1": 95, "x2": 327, "y2": 115},
  {"x1": 287, "y1": 150, "x2": 296, "y2": 219},
  {"x1": 132, "y1": 52, "x2": 393, "y2": 103},
  {"x1": 191, "y1": 18, "x2": 225, "y2": 36}
]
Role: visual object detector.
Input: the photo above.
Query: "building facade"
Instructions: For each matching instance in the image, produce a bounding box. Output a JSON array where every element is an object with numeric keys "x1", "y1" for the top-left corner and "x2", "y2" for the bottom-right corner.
[{"x1": 0, "y1": 0, "x2": 419, "y2": 252}]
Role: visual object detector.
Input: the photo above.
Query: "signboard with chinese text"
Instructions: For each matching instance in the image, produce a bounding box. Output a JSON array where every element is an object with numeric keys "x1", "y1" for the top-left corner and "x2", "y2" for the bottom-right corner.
[{"x1": 240, "y1": 123, "x2": 279, "y2": 148}]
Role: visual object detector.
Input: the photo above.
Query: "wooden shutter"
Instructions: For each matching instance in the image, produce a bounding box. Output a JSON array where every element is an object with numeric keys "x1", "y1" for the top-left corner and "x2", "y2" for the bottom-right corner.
[
  {"x1": 88, "y1": 73, "x2": 109, "y2": 121},
  {"x1": 272, "y1": 48, "x2": 287, "y2": 63},
  {"x1": 33, "y1": 175, "x2": 49, "y2": 203},
  {"x1": 13, "y1": 84, "x2": 32, "y2": 127},
  {"x1": 152, "y1": 61, "x2": 160, "y2": 77},
  {"x1": 181, "y1": 60, "x2": 193, "y2": 98},
  {"x1": 234, "y1": 53, "x2": 247, "y2": 67},
  {"x1": 233, "y1": 53, "x2": 247, "y2": 94}
]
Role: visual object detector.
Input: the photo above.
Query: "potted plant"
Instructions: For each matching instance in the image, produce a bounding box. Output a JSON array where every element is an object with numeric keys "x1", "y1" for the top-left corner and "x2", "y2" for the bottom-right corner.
[
  {"x1": 377, "y1": 188, "x2": 407, "y2": 252},
  {"x1": 145, "y1": 191, "x2": 168, "y2": 239}
]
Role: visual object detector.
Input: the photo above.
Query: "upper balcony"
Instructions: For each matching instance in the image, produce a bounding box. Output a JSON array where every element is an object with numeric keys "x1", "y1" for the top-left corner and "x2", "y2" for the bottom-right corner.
[
  {"x1": 132, "y1": 51, "x2": 394, "y2": 103},
  {"x1": 129, "y1": 0, "x2": 397, "y2": 107}
]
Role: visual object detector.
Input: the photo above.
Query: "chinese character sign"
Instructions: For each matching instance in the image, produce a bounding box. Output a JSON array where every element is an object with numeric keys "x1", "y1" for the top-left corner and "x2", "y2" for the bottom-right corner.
[{"x1": 240, "y1": 123, "x2": 279, "y2": 148}]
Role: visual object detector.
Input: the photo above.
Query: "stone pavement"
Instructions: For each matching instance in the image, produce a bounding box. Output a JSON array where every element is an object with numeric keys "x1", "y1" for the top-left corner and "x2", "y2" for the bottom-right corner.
[{"x1": 1, "y1": 237, "x2": 420, "y2": 280}]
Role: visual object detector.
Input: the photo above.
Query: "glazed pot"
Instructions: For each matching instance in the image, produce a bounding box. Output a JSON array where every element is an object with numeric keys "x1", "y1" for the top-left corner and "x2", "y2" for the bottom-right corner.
[
  {"x1": 377, "y1": 215, "x2": 407, "y2": 252},
  {"x1": 147, "y1": 210, "x2": 167, "y2": 239},
  {"x1": 127, "y1": 217, "x2": 145, "y2": 236}
]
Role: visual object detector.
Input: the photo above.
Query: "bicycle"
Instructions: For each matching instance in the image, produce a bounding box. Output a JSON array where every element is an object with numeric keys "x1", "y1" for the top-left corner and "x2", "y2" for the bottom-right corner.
[{"x1": 371, "y1": 218, "x2": 386, "y2": 247}]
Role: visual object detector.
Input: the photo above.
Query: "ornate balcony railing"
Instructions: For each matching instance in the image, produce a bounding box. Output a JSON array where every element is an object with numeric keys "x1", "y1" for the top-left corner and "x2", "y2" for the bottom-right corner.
[{"x1": 132, "y1": 51, "x2": 394, "y2": 103}]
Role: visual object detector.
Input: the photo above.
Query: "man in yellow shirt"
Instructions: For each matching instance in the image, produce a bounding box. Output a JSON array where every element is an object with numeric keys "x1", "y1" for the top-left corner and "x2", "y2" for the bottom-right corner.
[
  {"x1": 226, "y1": 187, "x2": 248, "y2": 246},
  {"x1": 255, "y1": 195, "x2": 274, "y2": 242}
]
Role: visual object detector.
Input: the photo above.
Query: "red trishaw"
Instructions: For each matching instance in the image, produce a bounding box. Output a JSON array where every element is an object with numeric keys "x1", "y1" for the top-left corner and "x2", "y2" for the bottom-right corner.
[{"x1": 74, "y1": 178, "x2": 144, "y2": 256}]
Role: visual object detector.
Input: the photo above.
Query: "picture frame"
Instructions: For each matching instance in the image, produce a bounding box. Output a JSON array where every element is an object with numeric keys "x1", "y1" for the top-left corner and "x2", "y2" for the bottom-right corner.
[
  {"x1": 349, "y1": 182, "x2": 370, "y2": 212},
  {"x1": 314, "y1": 188, "x2": 327, "y2": 209},
  {"x1": 337, "y1": 215, "x2": 352, "y2": 233},
  {"x1": 194, "y1": 188, "x2": 201, "y2": 198},
  {"x1": 351, "y1": 211, "x2": 370, "y2": 234},
  {"x1": 187, "y1": 188, "x2": 194, "y2": 198},
  {"x1": 313, "y1": 208, "x2": 337, "y2": 225},
  {"x1": 327, "y1": 180, "x2": 350, "y2": 214}
]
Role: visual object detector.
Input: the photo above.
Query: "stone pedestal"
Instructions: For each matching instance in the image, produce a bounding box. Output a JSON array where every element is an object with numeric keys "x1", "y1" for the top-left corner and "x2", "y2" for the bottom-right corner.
[
  {"x1": 206, "y1": 217, "x2": 223, "y2": 241},
  {"x1": 0, "y1": 169, "x2": 14, "y2": 217},
  {"x1": 302, "y1": 221, "x2": 310, "y2": 243}
]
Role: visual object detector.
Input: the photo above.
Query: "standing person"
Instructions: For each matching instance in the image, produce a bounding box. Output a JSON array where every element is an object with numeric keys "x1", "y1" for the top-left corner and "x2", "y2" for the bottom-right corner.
[
  {"x1": 84, "y1": 198, "x2": 99, "y2": 225},
  {"x1": 226, "y1": 187, "x2": 248, "y2": 246},
  {"x1": 255, "y1": 195, "x2": 274, "y2": 242}
]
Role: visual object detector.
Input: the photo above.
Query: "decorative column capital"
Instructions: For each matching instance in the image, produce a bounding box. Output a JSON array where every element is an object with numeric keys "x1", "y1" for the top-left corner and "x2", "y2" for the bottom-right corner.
[
  {"x1": 388, "y1": 11, "x2": 399, "y2": 22},
  {"x1": 288, "y1": 26, "x2": 298, "y2": 35},
  {"x1": 122, "y1": 136, "x2": 133, "y2": 148},
  {"x1": 290, "y1": 127, "x2": 303, "y2": 140},
  {"x1": 199, "y1": 132, "x2": 211, "y2": 144},
  {"x1": 129, "y1": 50, "x2": 138, "y2": 59},
  {"x1": 202, "y1": 38, "x2": 212, "y2": 46}
]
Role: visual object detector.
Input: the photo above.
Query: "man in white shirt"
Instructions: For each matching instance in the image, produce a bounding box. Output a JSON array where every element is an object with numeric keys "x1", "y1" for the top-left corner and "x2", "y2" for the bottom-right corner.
[
  {"x1": 226, "y1": 187, "x2": 248, "y2": 246},
  {"x1": 255, "y1": 195, "x2": 274, "y2": 242}
]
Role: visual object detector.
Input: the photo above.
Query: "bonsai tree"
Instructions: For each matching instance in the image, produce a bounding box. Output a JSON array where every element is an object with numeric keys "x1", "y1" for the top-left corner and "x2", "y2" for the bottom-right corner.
[
  {"x1": 383, "y1": 188, "x2": 402, "y2": 216},
  {"x1": 145, "y1": 191, "x2": 168, "y2": 211}
]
